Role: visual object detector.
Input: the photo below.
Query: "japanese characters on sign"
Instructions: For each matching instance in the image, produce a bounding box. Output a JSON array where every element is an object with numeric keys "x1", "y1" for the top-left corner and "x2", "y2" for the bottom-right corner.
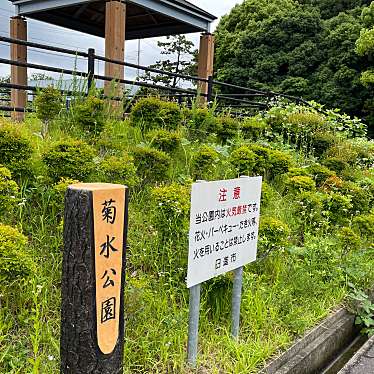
[
  {"x1": 92, "y1": 185, "x2": 126, "y2": 355},
  {"x1": 187, "y1": 177, "x2": 262, "y2": 288}
]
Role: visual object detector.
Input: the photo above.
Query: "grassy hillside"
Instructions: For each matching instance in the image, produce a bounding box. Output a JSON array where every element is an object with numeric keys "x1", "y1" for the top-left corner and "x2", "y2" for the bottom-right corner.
[{"x1": 0, "y1": 93, "x2": 373, "y2": 373}]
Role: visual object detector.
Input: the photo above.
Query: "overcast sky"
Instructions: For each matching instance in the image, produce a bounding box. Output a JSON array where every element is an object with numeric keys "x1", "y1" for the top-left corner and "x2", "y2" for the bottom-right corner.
[{"x1": 0, "y1": 0, "x2": 241, "y2": 79}]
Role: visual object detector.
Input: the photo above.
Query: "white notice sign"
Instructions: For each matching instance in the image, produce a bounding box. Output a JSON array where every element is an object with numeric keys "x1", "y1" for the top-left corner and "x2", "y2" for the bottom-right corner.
[{"x1": 187, "y1": 177, "x2": 262, "y2": 288}]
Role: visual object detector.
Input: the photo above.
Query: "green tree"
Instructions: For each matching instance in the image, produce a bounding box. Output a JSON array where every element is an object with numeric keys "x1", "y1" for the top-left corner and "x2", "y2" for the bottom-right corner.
[
  {"x1": 215, "y1": 0, "x2": 373, "y2": 133},
  {"x1": 299, "y1": 0, "x2": 371, "y2": 19},
  {"x1": 142, "y1": 35, "x2": 197, "y2": 88},
  {"x1": 356, "y1": 2, "x2": 374, "y2": 87},
  {"x1": 0, "y1": 75, "x2": 10, "y2": 106}
]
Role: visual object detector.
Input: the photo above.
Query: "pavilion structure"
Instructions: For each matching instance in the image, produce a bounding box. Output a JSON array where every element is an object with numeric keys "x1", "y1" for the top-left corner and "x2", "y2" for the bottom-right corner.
[{"x1": 8, "y1": 0, "x2": 216, "y2": 120}]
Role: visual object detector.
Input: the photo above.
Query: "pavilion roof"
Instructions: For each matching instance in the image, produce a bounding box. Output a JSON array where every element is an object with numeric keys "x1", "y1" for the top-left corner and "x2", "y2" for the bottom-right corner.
[{"x1": 10, "y1": 0, "x2": 217, "y2": 39}]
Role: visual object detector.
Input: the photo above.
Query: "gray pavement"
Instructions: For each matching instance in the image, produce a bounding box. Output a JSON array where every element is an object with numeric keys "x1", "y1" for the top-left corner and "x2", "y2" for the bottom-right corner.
[{"x1": 339, "y1": 335, "x2": 374, "y2": 374}]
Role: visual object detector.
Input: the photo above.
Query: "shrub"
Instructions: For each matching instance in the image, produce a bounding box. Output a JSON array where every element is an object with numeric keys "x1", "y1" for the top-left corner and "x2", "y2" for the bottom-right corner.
[
  {"x1": 191, "y1": 145, "x2": 220, "y2": 181},
  {"x1": 0, "y1": 165, "x2": 19, "y2": 218},
  {"x1": 131, "y1": 97, "x2": 161, "y2": 130},
  {"x1": 250, "y1": 144, "x2": 271, "y2": 174},
  {"x1": 0, "y1": 122, "x2": 33, "y2": 178},
  {"x1": 326, "y1": 142, "x2": 360, "y2": 165},
  {"x1": 73, "y1": 96, "x2": 105, "y2": 135},
  {"x1": 146, "y1": 129, "x2": 181, "y2": 154},
  {"x1": 98, "y1": 155, "x2": 139, "y2": 188},
  {"x1": 267, "y1": 149, "x2": 293, "y2": 178},
  {"x1": 311, "y1": 131, "x2": 336, "y2": 155},
  {"x1": 322, "y1": 157, "x2": 349, "y2": 173},
  {"x1": 216, "y1": 116, "x2": 240, "y2": 143},
  {"x1": 131, "y1": 97, "x2": 182, "y2": 131},
  {"x1": 294, "y1": 191, "x2": 325, "y2": 231},
  {"x1": 285, "y1": 176, "x2": 316, "y2": 194},
  {"x1": 258, "y1": 217, "x2": 290, "y2": 257},
  {"x1": 307, "y1": 164, "x2": 336, "y2": 186},
  {"x1": 0, "y1": 224, "x2": 33, "y2": 283},
  {"x1": 353, "y1": 214, "x2": 374, "y2": 238},
  {"x1": 287, "y1": 167, "x2": 310, "y2": 177},
  {"x1": 350, "y1": 139, "x2": 374, "y2": 167},
  {"x1": 132, "y1": 146, "x2": 171, "y2": 183},
  {"x1": 321, "y1": 175, "x2": 344, "y2": 191},
  {"x1": 286, "y1": 111, "x2": 326, "y2": 132},
  {"x1": 50, "y1": 177, "x2": 80, "y2": 216},
  {"x1": 151, "y1": 183, "x2": 190, "y2": 243},
  {"x1": 324, "y1": 192, "x2": 353, "y2": 226},
  {"x1": 42, "y1": 140, "x2": 96, "y2": 182},
  {"x1": 230, "y1": 145, "x2": 257, "y2": 176},
  {"x1": 34, "y1": 86, "x2": 63, "y2": 124},
  {"x1": 341, "y1": 182, "x2": 371, "y2": 214},
  {"x1": 337, "y1": 227, "x2": 360, "y2": 254},
  {"x1": 261, "y1": 181, "x2": 275, "y2": 207},
  {"x1": 241, "y1": 117, "x2": 269, "y2": 140},
  {"x1": 278, "y1": 110, "x2": 327, "y2": 147},
  {"x1": 186, "y1": 107, "x2": 218, "y2": 138}
]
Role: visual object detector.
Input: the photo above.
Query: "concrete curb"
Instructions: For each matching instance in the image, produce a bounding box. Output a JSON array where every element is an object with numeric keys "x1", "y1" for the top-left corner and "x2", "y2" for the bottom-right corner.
[
  {"x1": 338, "y1": 335, "x2": 374, "y2": 374},
  {"x1": 261, "y1": 308, "x2": 358, "y2": 374}
]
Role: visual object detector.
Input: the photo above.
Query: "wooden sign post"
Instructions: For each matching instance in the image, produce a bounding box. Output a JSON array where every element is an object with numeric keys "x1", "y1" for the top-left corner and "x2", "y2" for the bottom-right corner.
[{"x1": 60, "y1": 183, "x2": 129, "y2": 374}]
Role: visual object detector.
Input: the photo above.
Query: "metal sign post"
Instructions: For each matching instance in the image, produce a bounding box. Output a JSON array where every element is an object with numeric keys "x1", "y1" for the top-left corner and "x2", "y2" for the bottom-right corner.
[
  {"x1": 231, "y1": 266, "x2": 244, "y2": 339},
  {"x1": 187, "y1": 283, "x2": 201, "y2": 366}
]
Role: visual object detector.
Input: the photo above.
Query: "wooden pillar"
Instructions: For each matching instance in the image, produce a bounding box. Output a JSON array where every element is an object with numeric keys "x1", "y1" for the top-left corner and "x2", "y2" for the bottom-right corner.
[
  {"x1": 61, "y1": 183, "x2": 129, "y2": 373},
  {"x1": 197, "y1": 33, "x2": 215, "y2": 105},
  {"x1": 10, "y1": 16, "x2": 27, "y2": 122},
  {"x1": 105, "y1": 1, "x2": 126, "y2": 98}
]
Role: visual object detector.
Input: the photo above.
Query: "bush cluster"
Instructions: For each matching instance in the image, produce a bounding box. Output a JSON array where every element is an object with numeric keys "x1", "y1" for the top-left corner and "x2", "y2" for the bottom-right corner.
[
  {"x1": 146, "y1": 129, "x2": 181, "y2": 154},
  {"x1": 0, "y1": 165, "x2": 19, "y2": 218},
  {"x1": 191, "y1": 145, "x2": 220, "y2": 180},
  {"x1": 323, "y1": 157, "x2": 349, "y2": 173},
  {"x1": 230, "y1": 145, "x2": 257, "y2": 176},
  {"x1": 0, "y1": 224, "x2": 33, "y2": 283},
  {"x1": 215, "y1": 116, "x2": 239, "y2": 143},
  {"x1": 186, "y1": 107, "x2": 218, "y2": 139},
  {"x1": 307, "y1": 164, "x2": 336, "y2": 186},
  {"x1": 230, "y1": 144, "x2": 292, "y2": 179},
  {"x1": 34, "y1": 86, "x2": 63, "y2": 124},
  {"x1": 324, "y1": 192, "x2": 353, "y2": 226},
  {"x1": 341, "y1": 182, "x2": 371, "y2": 214},
  {"x1": 132, "y1": 146, "x2": 171, "y2": 183},
  {"x1": 241, "y1": 117, "x2": 269, "y2": 140},
  {"x1": 131, "y1": 97, "x2": 182, "y2": 131},
  {"x1": 73, "y1": 96, "x2": 106, "y2": 135},
  {"x1": 151, "y1": 183, "x2": 190, "y2": 243},
  {"x1": 311, "y1": 131, "x2": 336, "y2": 155},
  {"x1": 353, "y1": 214, "x2": 374, "y2": 238},
  {"x1": 294, "y1": 191, "x2": 325, "y2": 231},
  {"x1": 0, "y1": 122, "x2": 33, "y2": 178},
  {"x1": 42, "y1": 140, "x2": 96, "y2": 182},
  {"x1": 259, "y1": 217, "x2": 290, "y2": 256},
  {"x1": 268, "y1": 150, "x2": 293, "y2": 178},
  {"x1": 321, "y1": 175, "x2": 344, "y2": 191},
  {"x1": 261, "y1": 181, "x2": 275, "y2": 207},
  {"x1": 98, "y1": 155, "x2": 139, "y2": 188},
  {"x1": 337, "y1": 227, "x2": 360, "y2": 254},
  {"x1": 285, "y1": 176, "x2": 316, "y2": 194}
]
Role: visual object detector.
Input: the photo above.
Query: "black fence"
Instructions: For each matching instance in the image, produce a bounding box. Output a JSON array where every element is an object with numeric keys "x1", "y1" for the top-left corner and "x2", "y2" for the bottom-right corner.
[{"x1": 0, "y1": 35, "x2": 311, "y2": 116}]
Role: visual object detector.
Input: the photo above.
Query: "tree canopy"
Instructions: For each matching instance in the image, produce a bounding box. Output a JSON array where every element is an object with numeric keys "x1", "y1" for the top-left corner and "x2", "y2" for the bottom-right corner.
[{"x1": 215, "y1": 0, "x2": 374, "y2": 133}]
